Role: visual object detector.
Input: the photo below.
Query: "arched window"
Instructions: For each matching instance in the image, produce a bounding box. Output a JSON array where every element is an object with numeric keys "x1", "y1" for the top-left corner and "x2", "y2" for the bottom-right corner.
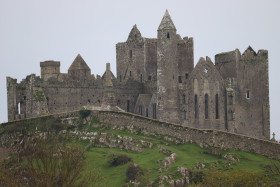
[
  {"x1": 215, "y1": 94, "x2": 219, "y2": 119},
  {"x1": 246, "y1": 90, "x2": 250, "y2": 99},
  {"x1": 195, "y1": 94, "x2": 198, "y2": 119},
  {"x1": 183, "y1": 94, "x2": 186, "y2": 104},
  {"x1": 167, "y1": 32, "x2": 170, "y2": 39},
  {"x1": 205, "y1": 94, "x2": 209, "y2": 119},
  {"x1": 18, "y1": 102, "x2": 21, "y2": 115},
  {"x1": 139, "y1": 105, "x2": 143, "y2": 115}
]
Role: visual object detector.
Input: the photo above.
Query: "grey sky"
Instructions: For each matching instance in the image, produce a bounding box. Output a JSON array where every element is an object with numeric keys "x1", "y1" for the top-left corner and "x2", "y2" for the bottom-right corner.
[{"x1": 0, "y1": 0, "x2": 279, "y2": 139}]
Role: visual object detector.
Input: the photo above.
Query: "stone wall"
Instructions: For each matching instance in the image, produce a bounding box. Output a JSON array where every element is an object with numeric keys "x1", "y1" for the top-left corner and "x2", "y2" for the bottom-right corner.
[{"x1": 97, "y1": 111, "x2": 280, "y2": 160}]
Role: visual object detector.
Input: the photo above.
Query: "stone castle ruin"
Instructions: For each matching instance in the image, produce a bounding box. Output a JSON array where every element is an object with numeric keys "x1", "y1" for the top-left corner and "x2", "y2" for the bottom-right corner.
[{"x1": 6, "y1": 10, "x2": 270, "y2": 140}]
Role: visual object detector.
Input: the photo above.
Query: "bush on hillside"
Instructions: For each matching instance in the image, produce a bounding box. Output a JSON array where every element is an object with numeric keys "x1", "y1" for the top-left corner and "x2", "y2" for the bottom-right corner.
[
  {"x1": 79, "y1": 109, "x2": 91, "y2": 119},
  {"x1": 0, "y1": 133, "x2": 103, "y2": 186},
  {"x1": 126, "y1": 163, "x2": 144, "y2": 182},
  {"x1": 107, "y1": 153, "x2": 132, "y2": 166}
]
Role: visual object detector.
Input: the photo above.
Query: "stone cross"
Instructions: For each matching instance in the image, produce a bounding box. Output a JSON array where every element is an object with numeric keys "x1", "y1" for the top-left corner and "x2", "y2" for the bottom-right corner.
[{"x1": 272, "y1": 132, "x2": 275, "y2": 139}]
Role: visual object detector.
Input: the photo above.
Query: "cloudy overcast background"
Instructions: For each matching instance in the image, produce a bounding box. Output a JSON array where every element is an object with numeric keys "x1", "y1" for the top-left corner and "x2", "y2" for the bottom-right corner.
[{"x1": 0, "y1": 0, "x2": 279, "y2": 139}]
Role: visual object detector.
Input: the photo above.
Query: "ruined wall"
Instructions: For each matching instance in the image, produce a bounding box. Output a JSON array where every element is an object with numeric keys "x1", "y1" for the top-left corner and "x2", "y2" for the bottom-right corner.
[
  {"x1": 177, "y1": 36, "x2": 194, "y2": 83},
  {"x1": 215, "y1": 49, "x2": 240, "y2": 79},
  {"x1": 187, "y1": 57, "x2": 226, "y2": 130},
  {"x1": 40, "y1": 61, "x2": 60, "y2": 81},
  {"x1": 234, "y1": 48, "x2": 270, "y2": 139},
  {"x1": 116, "y1": 25, "x2": 145, "y2": 83}
]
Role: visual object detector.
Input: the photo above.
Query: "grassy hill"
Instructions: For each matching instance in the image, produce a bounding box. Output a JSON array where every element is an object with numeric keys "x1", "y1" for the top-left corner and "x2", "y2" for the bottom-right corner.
[{"x1": 0, "y1": 110, "x2": 279, "y2": 186}]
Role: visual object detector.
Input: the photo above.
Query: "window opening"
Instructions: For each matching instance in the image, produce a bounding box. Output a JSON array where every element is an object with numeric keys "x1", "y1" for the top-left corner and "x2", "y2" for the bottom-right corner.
[
  {"x1": 183, "y1": 110, "x2": 187, "y2": 120},
  {"x1": 205, "y1": 94, "x2": 209, "y2": 119},
  {"x1": 178, "y1": 76, "x2": 182, "y2": 83},
  {"x1": 139, "y1": 105, "x2": 143, "y2": 115},
  {"x1": 146, "y1": 108, "x2": 148, "y2": 117},
  {"x1": 215, "y1": 94, "x2": 219, "y2": 119},
  {"x1": 152, "y1": 103, "x2": 157, "y2": 119},
  {"x1": 183, "y1": 94, "x2": 186, "y2": 104},
  {"x1": 246, "y1": 90, "x2": 250, "y2": 99},
  {"x1": 130, "y1": 50, "x2": 132, "y2": 58},
  {"x1": 127, "y1": 100, "x2": 130, "y2": 112},
  {"x1": 185, "y1": 73, "x2": 189, "y2": 79},
  {"x1": 148, "y1": 76, "x2": 152, "y2": 80},
  {"x1": 18, "y1": 102, "x2": 21, "y2": 115},
  {"x1": 195, "y1": 94, "x2": 198, "y2": 119},
  {"x1": 167, "y1": 32, "x2": 170, "y2": 39}
]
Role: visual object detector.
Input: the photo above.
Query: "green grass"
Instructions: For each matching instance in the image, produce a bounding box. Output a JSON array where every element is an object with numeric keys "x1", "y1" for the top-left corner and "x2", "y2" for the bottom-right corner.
[
  {"x1": 82, "y1": 138, "x2": 278, "y2": 186},
  {"x1": 1, "y1": 113, "x2": 279, "y2": 186}
]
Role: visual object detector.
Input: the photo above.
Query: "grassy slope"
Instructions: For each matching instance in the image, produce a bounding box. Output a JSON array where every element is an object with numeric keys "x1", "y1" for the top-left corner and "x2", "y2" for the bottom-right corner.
[
  {"x1": 1, "y1": 113, "x2": 279, "y2": 186},
  {"x1": 83, "y1": 127, "x2": 278, "y2": 186}
]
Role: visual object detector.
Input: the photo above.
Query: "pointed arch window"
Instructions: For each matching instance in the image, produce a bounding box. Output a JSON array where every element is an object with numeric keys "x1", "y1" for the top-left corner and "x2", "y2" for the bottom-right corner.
[
  {"x1": 167, "y1": 32, "x2": 170, "y2": 39},
  {"x1": 215, "y1": 94, "x2": 219, "y2": 119},
  {"x1": 195, "y1": 94, "x2": 198, "y2": 119},
  {"x1": 205, "y1": 94, "x2": 209, "y2": 119},
  {"x1": 139, "y1": 105, "x2": 143, "y2": 115}
]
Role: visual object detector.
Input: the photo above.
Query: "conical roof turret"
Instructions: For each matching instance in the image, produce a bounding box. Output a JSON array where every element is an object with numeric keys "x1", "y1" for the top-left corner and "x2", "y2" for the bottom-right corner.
[
  {"x1": 158, "y1": 10, "x2": 176, "y2": 31},
  {"x1": 68, "y1": 54, "x2": 90, "y2": 71}
]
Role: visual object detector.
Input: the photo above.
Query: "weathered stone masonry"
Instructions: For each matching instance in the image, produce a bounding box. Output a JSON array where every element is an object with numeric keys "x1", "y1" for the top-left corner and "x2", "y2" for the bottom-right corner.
[
  {"x1": 1, "y1": 110, "x2": 278, "y2": 160},
  {"x1": 6, "y1": 10, "x2": 270, "y2": 140}
]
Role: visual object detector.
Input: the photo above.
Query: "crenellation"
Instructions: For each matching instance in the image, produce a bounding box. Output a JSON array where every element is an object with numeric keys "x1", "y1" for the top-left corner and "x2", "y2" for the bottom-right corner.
[{"x1": 6, "y1": 10, "x2": 270, "y2": 140}]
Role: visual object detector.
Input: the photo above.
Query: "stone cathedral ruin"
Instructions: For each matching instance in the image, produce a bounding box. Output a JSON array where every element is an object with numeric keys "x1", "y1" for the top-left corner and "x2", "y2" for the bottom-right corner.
[{"x1": 6, "y1": 10, "x2": 270, "y2": 140}]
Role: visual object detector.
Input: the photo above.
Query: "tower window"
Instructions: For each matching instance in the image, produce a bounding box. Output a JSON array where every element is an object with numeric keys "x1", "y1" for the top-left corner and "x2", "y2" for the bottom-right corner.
[
  {"x1": 183, "y1": 94, "x2": 186, "y2": 104},
  {"x1": 205, "y1": 94, "x2": 209, "y2": 119},
  {"x1": 146, "y1": 108, "x2": 149, "y2": 117},
  {"x1": 185, "y1": 73, "x2": 189, "y2": 79},
  {"x1": 141, "y1": 74, "x2": 143, "y2": 82},
  {"x1": 130, "y1": 50, "x2": 132, "y2": 58},
  {"x1": 178, "y1": 76, "x2": 182, "y2": 83},
  {"x1": 183, "y1": 110, "x2": 187, "y2": 120},
  {"x1": 130, "y1": 71, "x2": 132, "y2": 77},
  {"x1": 246, "y1": 90, "x2": 250, "y2": 99},
  {"x1": 167, "y1": 32, "x2": 170, "y2": 39},
  {"x1": 148, "y1": 75, "x2": 152, "y2": 80},
  {"x1": 120, "y1": 75, "x2": 122, "y2": 82},
  {"x1": 215, "y1": 94, "x2": 219, "y2": 119},
  {"x1": 195, "y1": 94, "x2": 198, "y2": 119}
]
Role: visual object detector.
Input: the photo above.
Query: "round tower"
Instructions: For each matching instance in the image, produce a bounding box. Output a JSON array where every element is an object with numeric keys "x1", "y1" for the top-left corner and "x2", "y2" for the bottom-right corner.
[{"x1": 156, "y1": 10, "x2": 179, "y2": 123}]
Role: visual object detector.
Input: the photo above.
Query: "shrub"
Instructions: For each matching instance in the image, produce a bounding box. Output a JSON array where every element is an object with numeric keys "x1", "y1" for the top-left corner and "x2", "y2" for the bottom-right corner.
[
  {"x1": 0, "y1": 133, "x2": 103, "y2": 186},
  {"x1": 126, "y1": 163, "x2": 144, "y2": 182},
  {"x1": 107, "y1": 154, "x2": 132, "y2": 166},
  {"x1": 79, "y1": 109, "x2": 91, "y2": 119}
]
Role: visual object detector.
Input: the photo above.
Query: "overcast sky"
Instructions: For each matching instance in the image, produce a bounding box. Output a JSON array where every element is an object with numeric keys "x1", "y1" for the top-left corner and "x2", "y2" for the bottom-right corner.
[{"x1": 0, "y1": 0, "x2": 279, "y2": 140}]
